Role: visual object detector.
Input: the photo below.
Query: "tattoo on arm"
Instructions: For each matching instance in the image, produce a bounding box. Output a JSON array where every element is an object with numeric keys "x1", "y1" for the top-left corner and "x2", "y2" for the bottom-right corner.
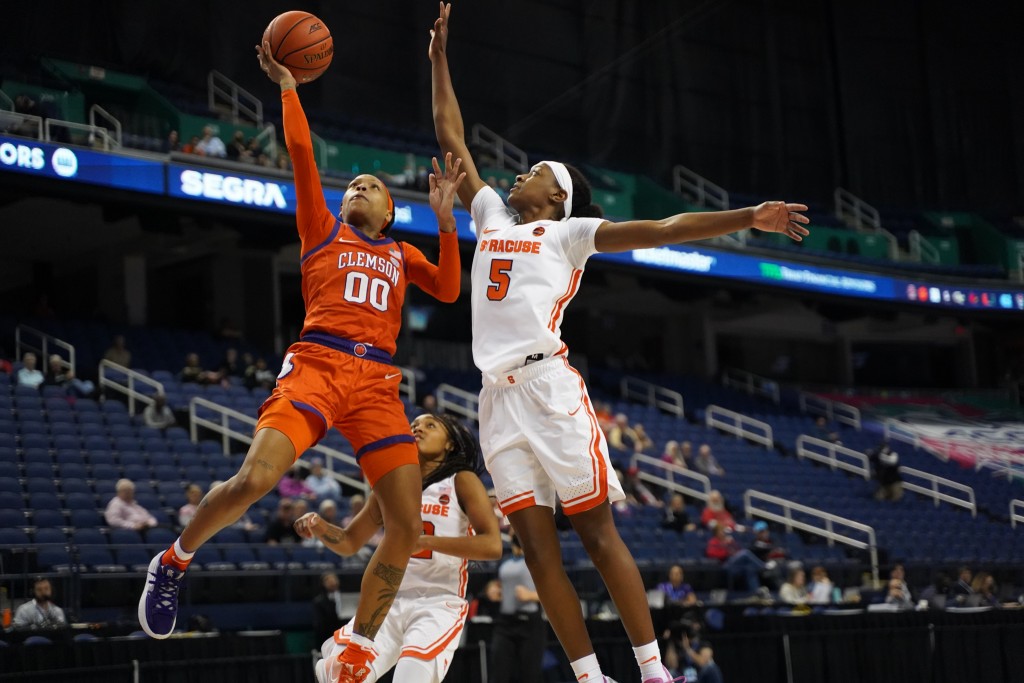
[
  {"x1": 322, "y1": 531, "x2": 342, "y2": 544},
  {"x1": 254, "y1": 458, "x2": 277, "y2": 472},
  {"x1": 355, "y1": 562, "x2": 405, "y2": 638}
]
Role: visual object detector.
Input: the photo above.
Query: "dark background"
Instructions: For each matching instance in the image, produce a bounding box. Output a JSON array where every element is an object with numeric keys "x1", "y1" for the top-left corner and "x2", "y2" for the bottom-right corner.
[{"x1": 3, "y1": 0, "x2": 1022, "y2": 214}]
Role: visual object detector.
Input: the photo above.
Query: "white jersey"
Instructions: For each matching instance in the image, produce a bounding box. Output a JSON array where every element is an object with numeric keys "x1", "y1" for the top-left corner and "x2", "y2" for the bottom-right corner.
[
  {"x1": 470, "y1": 186, "x2": 602, "y2": 376},
  {"x1": 401, "y1": 474, "x2": 471, "y2": 598}
]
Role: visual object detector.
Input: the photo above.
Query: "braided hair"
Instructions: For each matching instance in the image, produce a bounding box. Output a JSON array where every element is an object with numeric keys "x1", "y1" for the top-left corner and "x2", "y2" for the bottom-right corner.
[
  {"x1": 421, "y1": 413, "x2": 484, "y2": 491},
  {"x1": 564, "y1": 164, "x2": 604, "y2": 219}
]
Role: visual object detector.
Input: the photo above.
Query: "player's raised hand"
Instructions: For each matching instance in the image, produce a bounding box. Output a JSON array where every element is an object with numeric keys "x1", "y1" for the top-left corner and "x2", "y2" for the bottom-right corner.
[
  {"x1": 256, "y1": 40, "x2": 297, "y2": 90},
  {"x1": 428, "y1": 2, "x2": 452, "y2": 61},
  {"x1": 293, "y1": 512, "x2": 322, "y2": 539},
  {"x1": 752, "y1": 201, "x2": 811, "y2": 242},
  {"x1": 429, "y1": 152, "x2": 467, "y2": 232}
]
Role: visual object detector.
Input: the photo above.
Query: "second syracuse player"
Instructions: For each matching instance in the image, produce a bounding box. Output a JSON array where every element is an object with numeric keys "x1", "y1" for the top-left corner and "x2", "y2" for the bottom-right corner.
[
  {"x1": 298, "y1": 413, "x2": 501, "y2": 683},
  {"x1": 138, "y1": 38, "x2": 466, "y2": 683}
]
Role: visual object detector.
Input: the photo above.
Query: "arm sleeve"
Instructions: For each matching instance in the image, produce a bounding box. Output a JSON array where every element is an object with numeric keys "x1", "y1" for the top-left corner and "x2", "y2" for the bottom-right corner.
[
  {"x1": 405, "y1": 232, "x2": 461, "y2": 303},
  {"x1": 282, "y1": 88, "x2": 335, "y2": 250},
  {"x1": 556, "y1": 217, "x2": 603, "y2": 270}
]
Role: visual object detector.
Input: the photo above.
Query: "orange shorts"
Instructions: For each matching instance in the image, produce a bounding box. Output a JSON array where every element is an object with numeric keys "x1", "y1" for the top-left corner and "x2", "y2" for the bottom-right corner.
[{"x1": 255, "y1": 340, "x2": 417, "y2": 487}]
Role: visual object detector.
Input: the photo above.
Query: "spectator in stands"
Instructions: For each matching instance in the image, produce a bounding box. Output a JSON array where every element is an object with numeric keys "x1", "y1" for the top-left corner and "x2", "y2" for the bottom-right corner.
[
  {"x1": 950, "y1": 566, "x2": 974, "y2": 605},
  {"x1": 178, "y1": 483, "x2": 204, "y2": 528},
  {"x1": 12, "y1": 577, "x2": 67, "y2": 631},
  {"x1": 45, "y1": 354, "x2": 95, "y2": 398},
  {"x1": 246, "y1": 137, "x2": 263, "y2": 161},
  {"x1": 870, "y1": 442, "x2": 903, "y2": 501},
  {"x1": 419, "y1": 393, "x2": 438, "y2": 413},
  {"x1": 971, "y1": 572, "x2": 1000, "y2": 607},
  {"x1": 16, "y1": 352, "x2": 44, "y2": 390},
  {"x1": 658, "y1": 565, "x2": 698, "y2": 607},
  {"x1": 279, "y1": 463, "x2": 316, "y2": 501},
  {"x1": 694, "y1": 444, "x2": 725, "y2": 477},
  {"x1": 680, "y1": 441, "x2": 694, "y2": 466},
  {"x1": 607, "y1": 413, "x2": 639, "y2": 453},
  {"x1": 143, "y1": 393, "x2": 177, "y2": 430},
  {"x1": 318, "y1": 498, "x2": 339, "y2": 524},
  {"x1": 0, "y1": 347, "x2": 11, "y2": 376},
  {"x1": 700, "y1": 490, "x2": 738, "y2": 531},
  {"x1": 162, "y1": 130, "x2": 181, "y2": 154},
  {"x1": 179, "y1": 352, "x2": 221, "y2": 385},
  {"x1": 705, "y1": 522, "x2": 764, "y2": 593},
  {"x1": 312, "y1": 571, "x2": 346, "y2": 645},
  {"x1": 807, "y1": 566, "x2": 838, "y2": 604},
  {"x1": 266, "y1": 498, "x2": 302, "y2": 545},
  {"x1": 593, "y1": 400, "x2": 614, "y2": 433},
  {"x1": 105, "y1": 479, "x2": 158, "y2": 531},
  {"x1": 890, "y1": 564, "x2": 912, "y2": 604},
  {"x1": 182, "y1": 135, "x2": 200, "y2": 154},
  {"x1": 103, "y1": 335, "x2": 132, "y2": 368},
  {"x1": 219, "y1": 348, "x2": 245, "y2": 380},
  {"x1": 681, "y1": 635, "x2": 724, "y2": 683},
  {"x1": 632, "y1": 423, "x2": 655, "y2": 453},
  {"x1": 779, "y1": 568, "x2": 809, "y2": 605},
  {"x1": 749, "y1": 521, "x2": 786, "y2": 564},
  {"x1": 304, "y1": 457, "x2": 341, "y2": 503},
  {"x1": 885, "y1": 578, "x2": 914, "y2": 609},
  {"x1": 217, "y1": 316, "x2": 243, "y2": 341},
  {"x1": 469, "y1": 578, "x2": 503, "y2": 620},
  {"x1": 196, "y1": 125, "x2": 227, "y2": 158},
  {"x1": 661, "y1": 493, "x2": 696, "y2": 533},
  {"x1": 814, "y1": 416, "x2": 841, "y2": 444},
  {"x1": 226, "y1": 130, "x2": 250, "y2": 162},
  {"x1": 244, "y1": 356, "x2": 276, "y2": 390},
  {"x1": 622, "y1": 466, "x2": 663, "y2": 508},
  {"x1": 661, "y1": 441, "x2": 688, "y2": 470}
]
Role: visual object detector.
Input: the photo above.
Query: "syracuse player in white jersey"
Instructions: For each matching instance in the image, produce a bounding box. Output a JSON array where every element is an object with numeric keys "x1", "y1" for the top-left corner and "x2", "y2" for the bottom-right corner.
[
  {"x1": 296, "y1": 413, "x2": 501, "y2": 683},
  {"x1": 429, "y1": 4, "x2": 810, "y2": 682}
]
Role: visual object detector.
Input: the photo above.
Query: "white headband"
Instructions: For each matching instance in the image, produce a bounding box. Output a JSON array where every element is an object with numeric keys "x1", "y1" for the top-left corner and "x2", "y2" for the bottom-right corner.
[{"x1": 541, "y1": 160, "x2": 573, "y2": 220}]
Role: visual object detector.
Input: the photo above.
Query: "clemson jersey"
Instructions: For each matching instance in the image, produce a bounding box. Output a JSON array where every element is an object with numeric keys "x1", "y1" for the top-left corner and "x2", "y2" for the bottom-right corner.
[
  {"x1": 282, "y1": 88, "x2": 459, "y2": 356},
  {"x1": 469, "y1": 186, "x2": 603, "y2": 376},
  {"x1": 403, "y1": 474, "x2": 472, "y2": 599}
]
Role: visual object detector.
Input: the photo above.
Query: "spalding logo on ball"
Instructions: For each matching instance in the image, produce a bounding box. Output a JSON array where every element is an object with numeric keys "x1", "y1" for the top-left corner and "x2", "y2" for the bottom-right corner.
[{"x1": 263, "y1": 10, "x2": 334, "y2": 83}]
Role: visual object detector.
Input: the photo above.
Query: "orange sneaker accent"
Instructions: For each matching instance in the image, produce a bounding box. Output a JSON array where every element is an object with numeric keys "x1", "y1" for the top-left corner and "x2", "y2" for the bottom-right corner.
[
  {"x1": 335, "y1": 662, "x2": 371, "y2": 683},
  {"x1": 160, "y1": 546, "x2": 191, "y2": 571},
  {"x1": 641, "y1": 655, "x2": 658, "y2": 665}
]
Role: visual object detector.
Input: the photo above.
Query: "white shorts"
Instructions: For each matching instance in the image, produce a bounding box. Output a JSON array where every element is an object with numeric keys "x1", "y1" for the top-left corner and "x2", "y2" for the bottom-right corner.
[
  {"x1": 480, "y1": 356, "x2": 625, "y2": 516},
  {"x1": 317, "y1": 592, "x2": 467, "y2": 683}
]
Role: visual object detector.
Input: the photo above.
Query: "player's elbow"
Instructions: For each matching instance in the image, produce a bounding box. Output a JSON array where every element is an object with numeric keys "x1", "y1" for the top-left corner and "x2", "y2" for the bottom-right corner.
[{"x1": 481, "y1": 534, "x2": 503, "y2": 560}]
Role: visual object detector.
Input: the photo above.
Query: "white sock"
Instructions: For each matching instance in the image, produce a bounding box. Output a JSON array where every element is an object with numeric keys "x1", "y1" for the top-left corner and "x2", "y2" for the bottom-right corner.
[
  {"x1": 349, "y1": 632, "x2": 374, "y2": 651},
  {"x1": 172, "y1": 539, "x2": 195, "y2": 560},
  {"x1": 570, "y1": 653, "x2": 603, "y2": 681},
  {"x1": 633, "y1": 640, "x2": 664, "y2": 680}
]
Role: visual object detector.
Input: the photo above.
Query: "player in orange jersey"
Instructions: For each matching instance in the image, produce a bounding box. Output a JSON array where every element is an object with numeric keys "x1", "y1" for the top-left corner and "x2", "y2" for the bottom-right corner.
[{"x1": 139, "y1": 40, "x2": 466, "y2": 681}]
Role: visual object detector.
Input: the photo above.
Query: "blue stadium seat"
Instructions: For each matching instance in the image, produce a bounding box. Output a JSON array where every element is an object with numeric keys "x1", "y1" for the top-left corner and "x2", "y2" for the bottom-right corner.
[
  {"x1": 90, "y1": 464, "x2": 121, "y2": 482},
  {"x1": 21, "y1": 448, "x2": 53, "y2": 465},
  {"x1": 60, "y1": 479, "x2": 92, "y2": 496},
  {"x1": 72, "y1": 528, "x2": 108, "y2": 546},
  {"x1": 25, "y1": 478, "x2": 58, "y2": 495},
  {"x1": 0, "y1": 509, "x2": 25, "y2": 527},
  {"x1": 119, "y1": 452, "x2": 149, "y2": 468},
  {"x1": 28, "y1": 493, "x2": 61, "y2": 512},
  {"x1": 0, "y1": 528, "x2": 30, "y2": 547},
  {"x1": 23, "y1": 463, "x2": 53, "y2": 480},
  {"x1": 83, "y1": 436, "x2": 113, "y2": 451},
  {"x1": 152, "y1": 465, "x2": 182, "y2": 481},
  {"x1": 78, "y1": 547, "x2": 124, "y2": 571},
  {"x1": 68, "y1": 508, "x2": 103, "y2": 528},
  {"x1": 122, "y1": 465, "x2": 150, "y2": 482},
  {"x1": 32, "y1": 509, "x2": 66, "y2": 528},
  {"x1": 0, "y1": 491, "x2": 24, "y2": 510},
  {"x1": 35, "y1": 547, "x2": 72, "y2": 570},
  {"x1": 33, "y1": 528, "x2": 68, "y2": 545},
  {"x1": 0, "y1": 478, "x2": 21, "y2": 495},
  {"x1": 20, "y1": 434, "x2": 51, "y2": 451},
  {"x1": 145, "y1": 528, "x2": 177, "y2": 547},
  {"x1": 108, "y1": 528, "x2": 145, "y2": 545},
  {"x1": 116, "y1": 546, "x2": 152, "y2": 570}
]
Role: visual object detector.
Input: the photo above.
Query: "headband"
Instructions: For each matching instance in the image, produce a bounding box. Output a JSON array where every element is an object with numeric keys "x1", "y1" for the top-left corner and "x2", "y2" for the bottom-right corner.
[{"x1": 541, "y1": 160, "x2": 573, "y2": 220}]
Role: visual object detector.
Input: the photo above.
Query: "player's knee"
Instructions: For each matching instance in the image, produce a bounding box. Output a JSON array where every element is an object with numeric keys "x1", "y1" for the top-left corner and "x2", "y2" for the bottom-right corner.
[
  {"x1": 388, "y1": 511, "x2": 423, "y2": 548},
  {"x1": 224, "y1": 469, "x2": 278, "y2": 502},
  {"x1": 578, "y1": 522, "x2": 618, "y2": 560}
]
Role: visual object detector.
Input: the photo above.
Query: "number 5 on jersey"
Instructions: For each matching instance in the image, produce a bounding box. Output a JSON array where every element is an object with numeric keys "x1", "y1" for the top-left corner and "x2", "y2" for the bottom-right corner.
[{"x1": 487, "y1": 259, "x2": 513, "y2": 301}]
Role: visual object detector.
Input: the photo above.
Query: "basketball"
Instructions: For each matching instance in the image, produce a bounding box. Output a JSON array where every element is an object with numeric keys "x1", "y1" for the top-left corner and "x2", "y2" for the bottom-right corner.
[{"x1": 262, "y1": 11, "x2": 334, "y2": 84}]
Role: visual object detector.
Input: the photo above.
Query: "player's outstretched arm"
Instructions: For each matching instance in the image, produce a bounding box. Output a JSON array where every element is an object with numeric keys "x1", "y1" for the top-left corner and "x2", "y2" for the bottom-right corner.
[
  {"x1": 593, "y1": 202, "x2": 811, "y2": 253},
  {"x1": 295, "y1": 496, "x2": 383, "y2": 557},
  {"x1": 429, "y1": 1, "x2": 486, "y2": 209},
  {"x1": 406, "y1": 153, "x2": 464, "y2": 303},
  {"x1": 414, "y1": 471, "x2": 502, "y2": 561}
]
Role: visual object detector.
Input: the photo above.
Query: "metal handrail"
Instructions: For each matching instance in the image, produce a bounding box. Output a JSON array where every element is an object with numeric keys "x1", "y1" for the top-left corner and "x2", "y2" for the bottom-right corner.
[
  {"x1": 435, "y1": 383, "x2": 479, "y2": 422},
  {"x1": 629, "y1": 452, "x2": 711, "y2": 503},
  {"x1": 0, "y1": 110, "x2": 43, "y2": 139},
  {"x1": 1011, "y1": 500, "x2": 1024, "y2": 529},
  {"x1": 309, "y1": 129, "x2": 328, "y2": 171},
  {"x1": 795, "y1": 435, "x2": 871, "y2": 479},
  {"x1": 834, "y1": 187, "x2": 880, "y2": 230},
  {"x1": 704, "y1": 405, "x2": 773, "y2": 449},
  {"x1": 88, "y1": 104, "x2": 122, "y2": 148},
  {"x1": 908, "y1": 230, "x2": 940, "y2": 264},
  {"x1": 722, "y1": 368, "x2": 780, "y2": 404},
  {"x1": 97, "y1": 360, "x2": 162, "y2": 415},
  {"x1": 254, "y1": 123, "x2": 278, "y2": 163},
  {"x1": 619, "y1": 377, "x2": 684, "y2": 418},
  {"x1": 744, "y1": 489, "x2": 878, "y2": 583},
  {"x1": 15, "y1": 324, "x2": 75, "y2": 375},
  {"x1": 45, "y1": 119, "x2": 117, "y2": 150},
  {"x1": 470, "y1": 124, "x2": 528, "y2": 173},
  {"x1": 0, "y1": 89, "x2": 14, "y2": 111},
  {"x1": 898, "y1": 466, "x2": 976, "y2": 517},
  {"x1": 673, "y1": 165, "x2": 730, "y2": 210},
  {"x1": 398, "y1": 367, "x2": 417, "y2": 405},
  {"x1": 207, "y1": 70, "x2": 263, "y2": 127},
  {"x1": 189, "y1": 397, "x2": 367, "y2": 493},
  {"x1": 797, "y1": 392, "x2": 862, "y2": 429}
]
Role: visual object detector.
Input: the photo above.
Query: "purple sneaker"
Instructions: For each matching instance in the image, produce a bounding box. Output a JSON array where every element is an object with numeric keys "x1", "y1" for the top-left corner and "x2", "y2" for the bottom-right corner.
[{"x1": 137, "y1": 553, "x2": 185, "y2": 639}]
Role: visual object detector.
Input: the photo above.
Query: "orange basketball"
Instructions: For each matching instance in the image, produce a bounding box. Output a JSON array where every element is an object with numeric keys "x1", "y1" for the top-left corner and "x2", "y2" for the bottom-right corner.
[{"x1": 263, "y1": 11, "x2": 334, "y2": 84}]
